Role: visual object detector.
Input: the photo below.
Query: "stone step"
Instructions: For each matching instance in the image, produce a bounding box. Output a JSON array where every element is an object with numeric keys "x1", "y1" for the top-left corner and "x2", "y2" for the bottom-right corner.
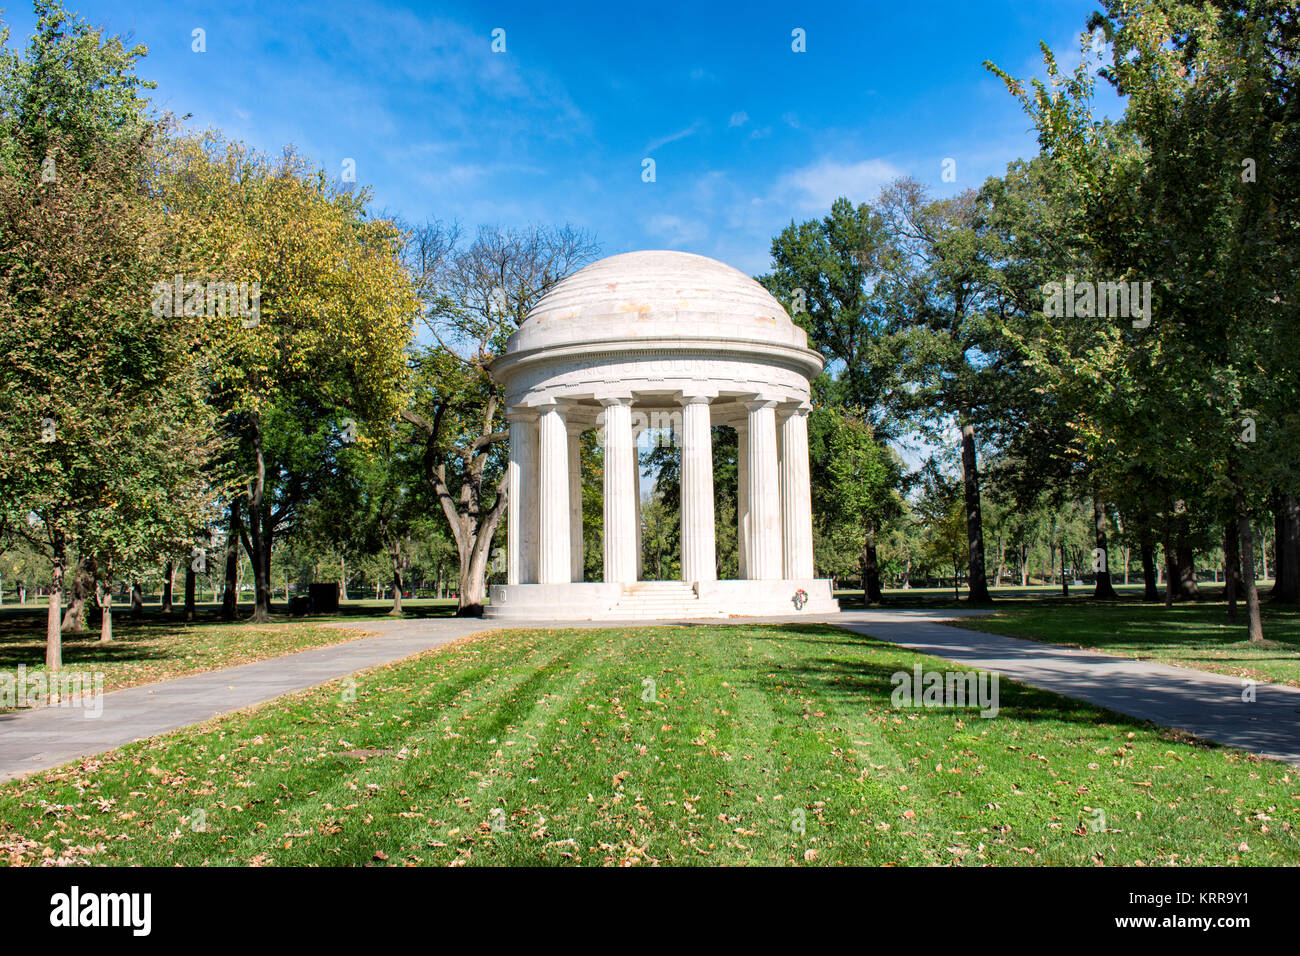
[
  {"x1": 614, "y1": 602, "x2": 701, "y2": 610},
  {"x1": 617, "y1": 599, "x2": 696, "y2": 605},
  {"x1": 604, "y1": 580, "x2": 707, "y2": 620}
]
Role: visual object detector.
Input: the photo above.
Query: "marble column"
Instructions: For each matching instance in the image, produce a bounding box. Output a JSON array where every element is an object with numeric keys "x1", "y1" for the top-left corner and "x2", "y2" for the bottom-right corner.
[
  {"x1": 536, "y1": 401, "x2": 570, "y2": 585},
  {"x1": 568, "y1": 425, "x2": 584, "y2": 582},
  {"x1": 779, "y1": 404, "x2": 815, "y2": 579},
  {"x1": 678, "y1": 395, "x2": 717, "y2": 584},
  {"x1": 745, "y1": 398, "x2": 783, "y2": 580},
  {"x1": 736, "y1": 423, "x2": 749, "y2": 580},
  {"x1": 600, "y1": 398, "x2": 637, "y2": 583},
  {"x1": 632, "y1": 419, "x2": 643, "y2": 580},
  {"x1": 507, "y1": 411, "x2": 538, "y2": 585}
]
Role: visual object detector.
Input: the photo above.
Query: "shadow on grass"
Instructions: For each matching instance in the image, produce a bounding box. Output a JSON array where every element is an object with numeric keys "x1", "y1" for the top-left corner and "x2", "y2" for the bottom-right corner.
[
  {"x1": 0, "y1": 598, "x2": 459, "y2": 632},
  {"x1": 0, "y1": 599, "x2": 462, "y2": 669},
  {"x1": 731, "y1": 622, "x2": 1220, "y2": 744},
  {"x1": 959, "y1": 599, "x2": 1300, "y2": 655}
]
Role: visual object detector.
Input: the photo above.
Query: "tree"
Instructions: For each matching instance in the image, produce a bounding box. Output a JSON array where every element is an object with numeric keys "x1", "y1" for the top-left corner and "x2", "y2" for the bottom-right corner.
[
  {"x1": 0, "y1": 2, "x2": 188, "y2": 666},
  {"x1": 307, "y1": 431, "x2": 422, "y2": 616},
  {"x1": 878, "y1": 180, "x2": 1024, "y2": 604},
  {"x1": 988, "y1": 0, "x2": 1299, "y2": 640},
  {"x1": 914, "y1": 462, "x2": 969, "y2": 597},
  {"x1": 159, "y1": 133, "x2": 416, "y2": 622},
  {"x1": 403, "y1": 223, "x2": 598, "y2": 615},
  {"x1": 821, "y1": 411, "x2": 904, "y2": 604},
  {"x1": 760, "y1": 198, "x2": 905, "y2": 597}
]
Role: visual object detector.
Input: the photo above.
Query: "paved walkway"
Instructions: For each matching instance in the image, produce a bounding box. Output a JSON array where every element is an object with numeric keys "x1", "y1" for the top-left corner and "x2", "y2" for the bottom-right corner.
[
  {"x1": 1, "y1": 609, "x2": 1297, "y2": 781},
  {"x1": 0, "y1": 617, "x2": 491, "y2": 782},
  {"x1": 833, "y1": 609, "x2": 1300, "y2": 764}
]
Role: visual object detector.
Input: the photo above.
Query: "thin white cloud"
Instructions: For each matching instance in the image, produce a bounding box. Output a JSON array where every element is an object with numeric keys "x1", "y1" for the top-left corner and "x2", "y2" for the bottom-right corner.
[
  {"x1": 728, "y1": 110, "x2": 749, "y2": 127},
  {"x1": 775, "y1": 158, "x2": 903, "y2": 211},
  {"x1": 644, "y1": 213, "x2": 708, "y2": 245},
  {"x1": 645, "y1": 120, "x2": 705, "y2": 154}
]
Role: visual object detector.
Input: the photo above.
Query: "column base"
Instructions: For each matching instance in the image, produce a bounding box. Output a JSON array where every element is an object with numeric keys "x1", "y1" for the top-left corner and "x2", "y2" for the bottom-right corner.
[{"x1": 486, "y1": 579, "x2": 840, "y2": 621}]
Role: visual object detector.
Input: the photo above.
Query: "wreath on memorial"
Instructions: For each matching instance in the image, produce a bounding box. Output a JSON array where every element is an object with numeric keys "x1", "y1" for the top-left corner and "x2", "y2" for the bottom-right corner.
[{"x1": 792, "y1": 588, "x2": 808, "y2": 610}]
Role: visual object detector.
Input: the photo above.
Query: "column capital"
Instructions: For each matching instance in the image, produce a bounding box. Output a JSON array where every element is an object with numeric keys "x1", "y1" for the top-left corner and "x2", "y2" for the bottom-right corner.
[
  {"x1": 743, "y1": 394, "x2": 782, "y2": 412},
  {"x1": 675, "y1": 389, "x2": 717, "y2": 406},
  {"x1": 777, "y1": 400, "x2": 813, "y2": 420},
  {"x1": 505, "y1": 405, "x2": 537, "y2": 423},
  {"x1": 595, "y1": 390, "x2": 634, "y2": 407}
]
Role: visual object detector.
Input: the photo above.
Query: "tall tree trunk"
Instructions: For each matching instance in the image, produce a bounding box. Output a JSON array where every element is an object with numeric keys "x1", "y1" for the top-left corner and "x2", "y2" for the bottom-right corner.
[
  {"x1": 61, "y1": 555, "x2": 95, "y2": 632},
  {"x1": 339, "y1": 556, "x2": 349, "y2": 603},
  {"x1": 457, "y1": 543, "x2": 492, "y2": 616},
  {"x1": 1272, "y1": 493, "x2": 1299, "y2": 603},
  {"x1": 46, "y1": 531, "x2": 65, "y2": 670},
  {"x1": 99, "y1": 583, "x2": 113, "y2": 644},
  {"x1": 1167, "y1": 506, "x2": 1198, "y2": 599},
  {"x1": 240, "y1": 414, "x2": 273, "y2": 623},
  {"x1": 184, "y1": 558, "x2": 196, "y2": 622},
  {"x1": 1236, "y1": 494, "x2": 1264, "y2": 643},
  {"x1": 1176, "y1": 545, "x2": 1199, "y2": 599},
  {"x1": 1162, "y1": 513, "x2": 1178, "y2": 606},
  {"x1": 1059, "y1": 542, "x2": 1069, "y2": 598},
  {"x1": 222, "y1": 501, "x2": 241, "y2": 620},
  {"x1": 389, "y1": 539, "x2": 404, "y2": 617},
  {"x1": 958, "y1": 415, "x2": 991, "y2": 603},
  {"x1": 241, "y1": 499, "x2": 272, "y2": 623},
  {"x1": 254, "y1": 531, "x2": 272, "y2": 622},
  {"x1": 862, "y1": 518, "x2": 884, "y2": 604},
  {"x1": 1092, "y1": 494, "x2": 1118, "y2": 599},
  {"x1": 160, "y1": 559, "x2": 175, "y2": 612},
  {"x1": 1139, "y1": 537, "x2": 1159, "y2": 601},
  {"x1": 1224, "y1": 519, "x2": 1241, "y2": 623}
]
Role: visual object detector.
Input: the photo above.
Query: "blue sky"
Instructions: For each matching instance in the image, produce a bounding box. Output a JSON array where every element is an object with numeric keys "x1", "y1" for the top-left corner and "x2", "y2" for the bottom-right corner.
[{"x1": 4, "y1": 0, "x2": 1119, "y2": 275}]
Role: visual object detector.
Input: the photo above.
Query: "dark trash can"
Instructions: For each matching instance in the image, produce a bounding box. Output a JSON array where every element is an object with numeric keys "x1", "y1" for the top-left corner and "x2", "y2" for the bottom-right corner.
[{"x1": 309, "y1": 583, "x2": 340, "y2": 615}]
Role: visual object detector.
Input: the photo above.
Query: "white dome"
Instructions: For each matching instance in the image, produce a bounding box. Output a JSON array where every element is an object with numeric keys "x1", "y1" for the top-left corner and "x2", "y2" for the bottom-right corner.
[{"x1": 506, "y1": 250, "x2": 809, "y2": 354}]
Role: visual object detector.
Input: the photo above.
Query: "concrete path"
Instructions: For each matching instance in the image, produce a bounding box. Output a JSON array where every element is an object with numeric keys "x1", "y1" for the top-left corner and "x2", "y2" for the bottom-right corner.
[
  {"x1": 0, "y1": 617, "x2": 492, "y2": 782},
  {"x1": 1, "y1": 608, "x2": 1297, "y2": 782},
  {"x1": 833, "y1": 608, "x2": 1300, "y2": 765}
]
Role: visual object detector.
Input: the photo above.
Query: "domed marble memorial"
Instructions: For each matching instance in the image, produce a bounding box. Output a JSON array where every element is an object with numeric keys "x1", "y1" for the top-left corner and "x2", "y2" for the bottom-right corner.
[{"x1": 485, "y1": 250, "x2": 840, "y2": 620}]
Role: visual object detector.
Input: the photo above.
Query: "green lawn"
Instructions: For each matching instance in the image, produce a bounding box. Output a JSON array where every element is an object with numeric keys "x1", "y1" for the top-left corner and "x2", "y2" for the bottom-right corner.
[
  {"x1": 0, "y1": 598, "x2": 459, "y2": 707},
  {"x1": 3, "y1": 623, "x2": 1295, "y2": 866},
  {"x1": 943, "y1": 597, "x2": 1300, "y2": 687}
]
